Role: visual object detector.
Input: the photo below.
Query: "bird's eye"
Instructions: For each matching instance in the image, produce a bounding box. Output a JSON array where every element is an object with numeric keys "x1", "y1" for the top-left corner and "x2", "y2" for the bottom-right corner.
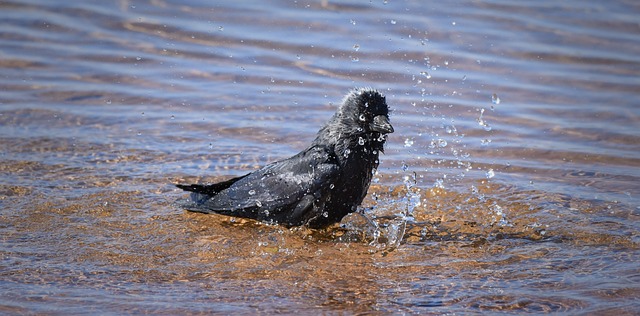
[{"x1": 359, "y1": 114, "x2": 366, "y2": 122}]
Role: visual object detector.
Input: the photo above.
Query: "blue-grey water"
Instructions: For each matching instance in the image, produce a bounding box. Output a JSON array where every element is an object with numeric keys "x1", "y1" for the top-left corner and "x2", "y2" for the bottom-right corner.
[{"x1": 1, "y1": 0, "x2": 639, "y2": 314}]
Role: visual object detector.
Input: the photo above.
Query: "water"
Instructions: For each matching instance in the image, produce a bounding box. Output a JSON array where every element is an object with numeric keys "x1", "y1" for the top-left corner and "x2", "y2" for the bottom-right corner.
[{"x1": 1, "y1": 0, "x2": 639, "y2": 314}]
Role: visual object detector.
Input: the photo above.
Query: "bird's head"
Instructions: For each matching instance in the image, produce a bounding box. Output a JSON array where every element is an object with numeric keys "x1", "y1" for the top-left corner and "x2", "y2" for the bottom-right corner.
[
  {"x1": 338, "y1": 88, "x2": 393, "y2": 137},
  {"x1": 314, "y1": 88, "x2": 394, "y2": 154}
]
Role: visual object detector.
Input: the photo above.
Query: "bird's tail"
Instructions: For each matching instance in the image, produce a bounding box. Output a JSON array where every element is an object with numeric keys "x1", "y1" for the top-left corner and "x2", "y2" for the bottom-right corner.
[
  {"x1": 176, "y1": 183, "x2": 215, "y2": 194},
  {"x1": 175, "y1": 175, "x2": 247, "y2": 212},
  {"x1": 174, "y1": 184, "x2": 213, "y2": 207},
  {"x1": 176, "y1": 174, "x2": 246, "y2": 195}
]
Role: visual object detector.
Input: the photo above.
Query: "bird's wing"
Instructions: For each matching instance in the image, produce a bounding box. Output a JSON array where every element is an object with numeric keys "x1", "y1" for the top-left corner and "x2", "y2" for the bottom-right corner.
[{"x1": 197, "y1": 145, "x2": 340, "y2": 222}]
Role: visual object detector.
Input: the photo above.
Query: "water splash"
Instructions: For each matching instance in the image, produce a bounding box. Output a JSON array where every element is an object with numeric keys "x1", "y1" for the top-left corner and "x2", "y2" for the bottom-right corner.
[
  {"x1": 486, "y1": 168, "x2": 495, "y2": 179},
  {"x1": 491, "y1": 93, "x2": 501, "y2": 105},
  {"x1": 429, "y1": 139, "x2": 448, "y2": 148},
  {"x1": 477, "y1": 108, "x2": 492, "y2": 131},
  {"x1": 420, "y1": 71, "x2": 431, "y2": 79},
  {"x1": 404, "y1": 138, "x2": 414, "y2": 147}
]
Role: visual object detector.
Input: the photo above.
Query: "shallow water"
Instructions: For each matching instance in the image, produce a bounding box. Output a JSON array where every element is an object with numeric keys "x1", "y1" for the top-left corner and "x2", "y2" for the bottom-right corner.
[{"x1": 1, "y1": 0, "x2": 639, "y2": 314}]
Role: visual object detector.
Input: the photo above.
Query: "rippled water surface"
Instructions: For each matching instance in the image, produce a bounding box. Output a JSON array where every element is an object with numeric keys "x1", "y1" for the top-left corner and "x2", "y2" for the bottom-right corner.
[{"x1": 1, "y1": 0, "x2": 639, "y2": 314}]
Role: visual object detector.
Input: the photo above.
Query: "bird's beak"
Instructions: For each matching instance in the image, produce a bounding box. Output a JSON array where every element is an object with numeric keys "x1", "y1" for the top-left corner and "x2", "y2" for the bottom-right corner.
[{"x1": 371, "y1": 115, "x2": 394, "y2": 134}]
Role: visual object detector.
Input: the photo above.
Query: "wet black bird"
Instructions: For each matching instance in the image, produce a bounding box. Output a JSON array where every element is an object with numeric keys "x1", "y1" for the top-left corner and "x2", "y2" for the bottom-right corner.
[{"x1": 176, "y1": 88, "x2": 393, "y2": 228}]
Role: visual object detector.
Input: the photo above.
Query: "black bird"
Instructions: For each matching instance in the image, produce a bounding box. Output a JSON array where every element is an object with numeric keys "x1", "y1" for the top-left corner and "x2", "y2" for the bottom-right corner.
[{"x1": 176, "y1": 88, "x2": 393, "y2": 228}]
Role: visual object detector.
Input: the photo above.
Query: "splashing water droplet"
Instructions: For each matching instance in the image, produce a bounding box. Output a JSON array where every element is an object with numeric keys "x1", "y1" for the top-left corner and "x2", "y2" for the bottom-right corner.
[
  {"x1": 404, "y1": 138, "x2": 414, "y2": 147},
  {"x1": 358, "y1": 137, "x2": 365, "y2": 146},
  {"x1": 445, "y1": 125, "x2": 456, "y2": 134},
  {"x1": 486, "y1": 168, "x2": 495, "y2": 179},
  {"x1": 329, "y1": 184, "x2": 335, "y2": 189},
  {"x1": 492, "y1": 93, "x2": 501, "y2": 105},
  {"x1": 420, "y1": 71, "x2": 431, "y2": 79},
  {"x1": 359, "y1": 114, "x2": 366, "y2": 121},
  {"x1": 353, "y1": 44, "x2": 360, "y2": 51},
  {"x1": 429, "y1": 139, "x2": 447, "y2": 148},
  {"x1": 477, "y1": 108, "x2": 492, "y2": 131},
  {"x1": 248, "y1": 190, "x2": 256, "y2": 196},
  {"x1": 256, "y1": 200, "x2": 263, "y2": 207},
  {"x1": 343, "y1": 148, "x2": 351, "y2": 158},
  {"x1": 390, "y1": 19, "x2": 397, "y2": 25}
]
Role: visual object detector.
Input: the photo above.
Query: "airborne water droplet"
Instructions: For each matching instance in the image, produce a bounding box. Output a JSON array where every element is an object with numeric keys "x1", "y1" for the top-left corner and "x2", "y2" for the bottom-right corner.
[
  {"x1": 486, "y1": 168, "x2": 495, "y2": 179},
  {"x1": 256, "y1": 200, "x2": 263, "y2": 207},
  {"x1": 445, "y1": 125, "x2": 456, "y2": 134},
  {"x1": 248, "y1": 190, "x2": 256, "y2": 195},
  {"x1": 429, "y1": 139, "x2": 447, "y2": 148},
  {"x1": 477, "y1": 108, "x2": 492, "y2": 131},
  {"x1": 404, "y1": 138, "x2": 414, "y2": 147},
  {"x1": 343, "y1": 148, "x2": 351, "y2": 158},
  {"x1": 492, "y1": 93, "x2": 501, "y2": 105},
  {"x1": 358, "y1": 137, "x2": 365, "y2": 146}
]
